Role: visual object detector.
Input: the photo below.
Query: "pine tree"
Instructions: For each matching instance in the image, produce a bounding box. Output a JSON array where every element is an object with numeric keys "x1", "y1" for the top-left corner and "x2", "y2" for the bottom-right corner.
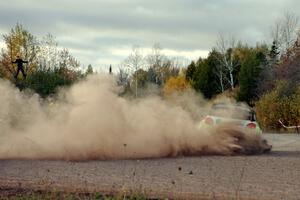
[
  {"x1": 85, "y1": 64, "x2": 93, "y2": 75},
  {"x1": 185, "y1": 61, "x2": 196, "y2": 81},
  {"x1": 269, "y1": 40, "x2": 280, "y2": 64},
  {"x1": 192, "y1": 56, "x2": 219, "y2": 99},
  {"x1": 237, "y1": 51, "x2": 265, "y2": 104}
]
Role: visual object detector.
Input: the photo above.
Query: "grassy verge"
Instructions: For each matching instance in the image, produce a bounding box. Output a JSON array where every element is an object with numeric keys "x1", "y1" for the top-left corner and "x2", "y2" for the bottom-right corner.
[{"x1": 0, "y1": 189, "x2": 152, "y2": 200}]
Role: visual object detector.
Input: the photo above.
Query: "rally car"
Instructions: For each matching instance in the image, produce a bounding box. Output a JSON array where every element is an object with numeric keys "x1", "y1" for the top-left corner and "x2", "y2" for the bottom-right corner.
[{"x1": 199, "y1": 103, "x2": 262, "y2": 134}]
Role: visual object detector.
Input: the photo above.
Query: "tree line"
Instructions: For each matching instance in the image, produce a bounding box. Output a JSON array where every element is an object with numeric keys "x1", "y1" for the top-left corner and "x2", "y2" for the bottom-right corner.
[
  {"x1": 117, "y1": 12, "x2": 300, "y2": 130},
  {"x1": 0, "y1": 12, "x2": 299, "y2": 130}
]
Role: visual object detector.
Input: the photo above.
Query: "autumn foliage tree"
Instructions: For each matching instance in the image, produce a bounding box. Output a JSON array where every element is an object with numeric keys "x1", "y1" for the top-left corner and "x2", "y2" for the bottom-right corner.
[
  {"x1": 276, "y1": 35, "x2": 300, "y2": 92},
  {"x1": 163, "y1": 75, "x2": 191, "y2": 96},
  {"x1": 0, "y1": 24, "x2": 82, "y2": 96},
  {"x1": 0, "y1": 24, "x2": 39, "y2": 80},
  {"x1": 256, "y1": 81, "x2": 300, "y2": 130},
  {"x1": 256, "y1": 35, "x2": 300, "y2": 130}
]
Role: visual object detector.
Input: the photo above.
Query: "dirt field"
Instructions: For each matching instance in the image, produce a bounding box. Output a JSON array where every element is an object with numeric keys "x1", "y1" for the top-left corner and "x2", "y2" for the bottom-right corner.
[{"x1": 1, "y1": 134, "x2": 300, "y2": 200}]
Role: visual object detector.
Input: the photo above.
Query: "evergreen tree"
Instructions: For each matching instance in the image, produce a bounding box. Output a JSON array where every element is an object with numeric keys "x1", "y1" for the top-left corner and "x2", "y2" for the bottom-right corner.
[
  {"x1": 237, "y1": 51, "x2": 266, "y2": 104},
  {"x1": 85, "y1": 64, "x2": 93, "y2": 75},
  {"x1": 185, "y1": 61, "x2": 196, "y2": 81},
  {"x1": 192, "y1": 55, "x2": 219, "y2": 99}
]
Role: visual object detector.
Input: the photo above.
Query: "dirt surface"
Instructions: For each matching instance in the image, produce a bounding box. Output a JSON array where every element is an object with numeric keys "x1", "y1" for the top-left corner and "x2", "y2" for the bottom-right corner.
[{"x1": 0, "y1": 134, "x2": 300, "y2": 200}]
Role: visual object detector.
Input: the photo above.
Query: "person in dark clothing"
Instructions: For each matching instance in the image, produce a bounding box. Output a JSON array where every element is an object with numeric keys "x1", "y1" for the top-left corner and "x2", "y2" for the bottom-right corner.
[
  {"x1": 109, "y1": 65, "x2": 112, "y2": 74},
  {"x1": 12, "y1": 56, "x2": 28, "y2": 79}
]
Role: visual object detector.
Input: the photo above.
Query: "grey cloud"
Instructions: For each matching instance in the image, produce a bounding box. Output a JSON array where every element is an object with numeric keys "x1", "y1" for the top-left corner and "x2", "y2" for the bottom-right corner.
[{"x1": 0, "y1": 0, "x2": 299, "y2": 67}]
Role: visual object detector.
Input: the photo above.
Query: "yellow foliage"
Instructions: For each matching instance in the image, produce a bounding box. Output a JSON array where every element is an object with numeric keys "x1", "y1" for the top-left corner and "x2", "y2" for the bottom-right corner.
[
  {"x1": 255, "y1": 81, "x2": 300, "y2": 131},
  {"x1": 163, "y1": 75, "x2": 191, "y2": 96},
  {"x1": 213, "y1": 87, "x2": 239, "y2": 101},
  {"x1": 1, "y1": 24, "x2": 38, "y2": 80}
]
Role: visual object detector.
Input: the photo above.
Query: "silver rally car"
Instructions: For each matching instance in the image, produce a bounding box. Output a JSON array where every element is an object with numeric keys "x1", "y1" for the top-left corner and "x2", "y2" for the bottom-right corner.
[{"x1": 199, "y1": 103, "x2": 262, "y2": 134}]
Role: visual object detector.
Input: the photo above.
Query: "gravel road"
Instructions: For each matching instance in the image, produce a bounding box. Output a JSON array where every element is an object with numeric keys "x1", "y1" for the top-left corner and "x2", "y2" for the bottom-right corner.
[{"x1": 0, "y1": 134, "x2": 300, "y2": 200}]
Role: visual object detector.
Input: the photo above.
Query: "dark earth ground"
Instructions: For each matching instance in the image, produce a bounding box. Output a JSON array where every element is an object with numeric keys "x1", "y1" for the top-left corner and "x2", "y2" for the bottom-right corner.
[{"x1": 0, "y1": 134, "x2": 300, "y2": 200}]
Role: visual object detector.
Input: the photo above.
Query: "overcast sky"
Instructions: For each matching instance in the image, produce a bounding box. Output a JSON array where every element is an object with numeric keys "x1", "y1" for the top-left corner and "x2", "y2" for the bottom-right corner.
[{"x1": 0, "y1": 0, "x2": 299, "y2": 71}]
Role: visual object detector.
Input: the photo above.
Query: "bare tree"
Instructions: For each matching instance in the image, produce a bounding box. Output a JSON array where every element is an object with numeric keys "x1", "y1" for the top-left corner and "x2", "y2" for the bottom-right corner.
[
  {"x1": 145, "y1": 43, "x2": 167, "y2": 84},
  {"x1": 39, "y1": 34, "x2": 79, "y2": 71},
  {"x1": 271, "y1": 11, "x2": 299, "y2": 55},
  {"x1": 39, "y1": 33, "x2": 59, "y2": 70},
  {"x1": 215, "y1": 33, "x2": 239, "y2": 90},
  {"x1": 124, "y1": 45, "x2": 145, "y2": 97},
  {"x1": 117, "y1": 66, "x2": 130, "y2": 86},
  {"x1": 59, "y1": 48, "x2": 80, "y2": 69},
  {"x1": 146, "y1": 43, "x2": 164, "y2": 68},
  {"x1": 215, "y1": 62, "x2": 225, "y2": 92}
]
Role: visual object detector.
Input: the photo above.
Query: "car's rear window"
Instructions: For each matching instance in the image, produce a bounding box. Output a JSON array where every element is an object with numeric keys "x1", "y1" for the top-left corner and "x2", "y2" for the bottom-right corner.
[{"x1": 210, "y1": 105, "x2": 254, "y2": 121}]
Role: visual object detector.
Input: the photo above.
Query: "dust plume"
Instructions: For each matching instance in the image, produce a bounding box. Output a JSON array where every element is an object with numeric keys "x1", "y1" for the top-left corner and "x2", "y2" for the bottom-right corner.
[{"x1": 0, "y1": 75, "x2": 271, "y2": 161}]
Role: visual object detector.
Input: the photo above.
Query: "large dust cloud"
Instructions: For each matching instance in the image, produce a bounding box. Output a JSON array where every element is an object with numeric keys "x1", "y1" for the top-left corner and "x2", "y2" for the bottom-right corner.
[{"x1": 0, "y1": 75, "x2": 271, "y2": 161}]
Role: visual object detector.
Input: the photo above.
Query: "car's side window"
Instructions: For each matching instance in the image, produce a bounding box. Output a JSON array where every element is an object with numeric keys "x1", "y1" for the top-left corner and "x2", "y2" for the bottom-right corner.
[{"x1": 251, "y1": 112, "x2": 256, "y2": 121}]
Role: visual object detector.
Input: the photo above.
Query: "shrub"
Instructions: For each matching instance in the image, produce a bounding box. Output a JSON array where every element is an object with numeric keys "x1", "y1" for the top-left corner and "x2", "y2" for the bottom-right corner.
[
  {"x1": 163, "y1": 75, "x2": 191, "y2": 96},
  {"x1": 256, "y1": 81, "x2": 300, "y2": 131},
  {"x1": 24, "y1": 67, "x2": 76, "y2": 97}
]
